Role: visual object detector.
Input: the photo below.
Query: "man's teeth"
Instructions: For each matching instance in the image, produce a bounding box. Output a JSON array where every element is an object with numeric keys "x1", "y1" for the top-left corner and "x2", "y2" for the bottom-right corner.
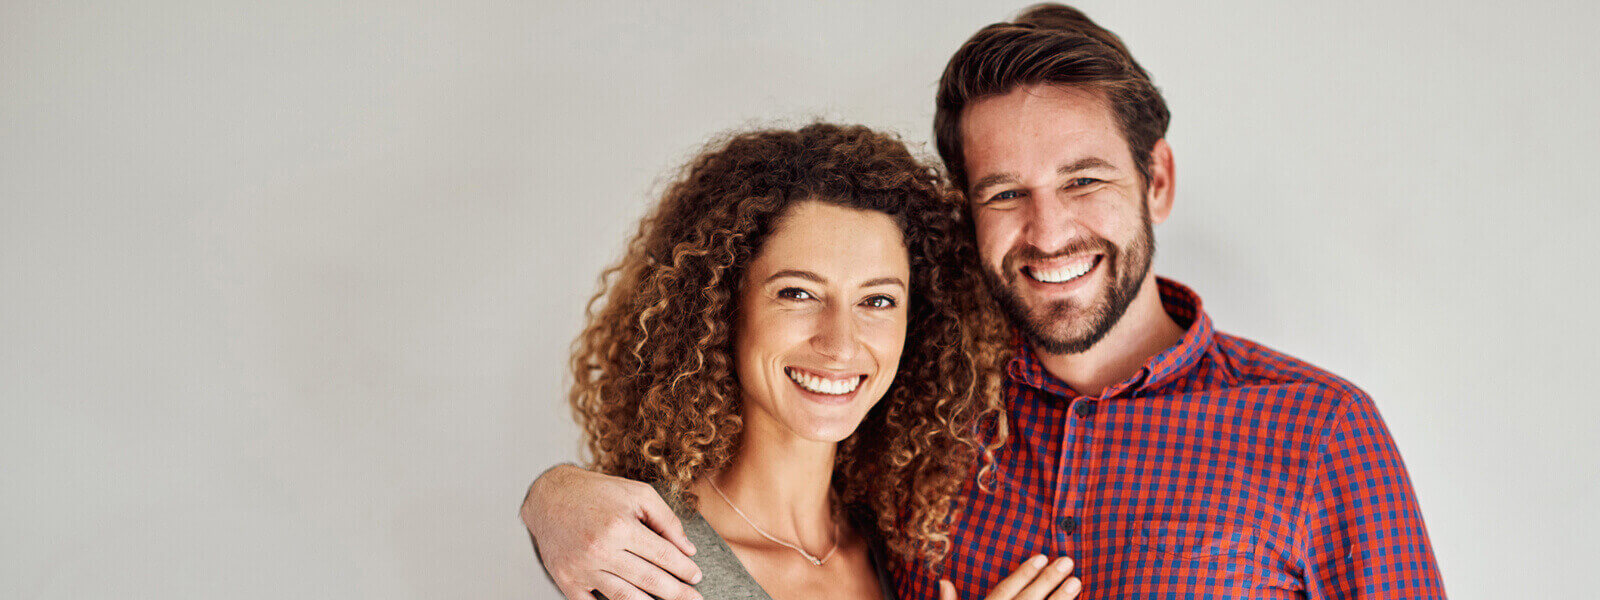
[
  {"x1": 1030, "y1": 258, "x2": 1095, "y2": 283},
  {"x1": 785, "y1": 368, "x2": 862, "y2": 395}
]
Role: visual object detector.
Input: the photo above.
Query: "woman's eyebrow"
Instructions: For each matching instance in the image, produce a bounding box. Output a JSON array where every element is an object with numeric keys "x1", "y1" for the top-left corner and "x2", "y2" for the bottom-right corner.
[
  {"x1": 860, "y1": 277, "x2": 906, "y2": 289},
  {"x1": 765, "y1": 269, "x2": 824, "y2": 283}
]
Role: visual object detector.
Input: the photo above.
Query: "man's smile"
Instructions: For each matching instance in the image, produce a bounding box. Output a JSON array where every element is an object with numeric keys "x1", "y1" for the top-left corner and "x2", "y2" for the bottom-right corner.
[{"x1": 1023, "y1": 253, "x2": 1102, "y2": 284}]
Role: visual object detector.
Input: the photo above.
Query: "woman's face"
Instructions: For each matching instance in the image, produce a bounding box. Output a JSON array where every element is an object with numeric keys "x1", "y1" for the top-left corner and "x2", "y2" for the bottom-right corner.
[{"x1": 734, "y1": 200, "x2": 911, "y2": 444}]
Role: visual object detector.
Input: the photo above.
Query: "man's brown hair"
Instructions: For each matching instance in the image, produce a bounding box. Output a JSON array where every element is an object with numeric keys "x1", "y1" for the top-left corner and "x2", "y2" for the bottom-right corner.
[{"x1": 934, "y1": 3, "x2": 1171, "y2": 193}]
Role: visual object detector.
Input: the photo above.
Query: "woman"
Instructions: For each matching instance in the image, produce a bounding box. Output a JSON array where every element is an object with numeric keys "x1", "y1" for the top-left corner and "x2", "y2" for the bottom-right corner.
[{"x1": 569, "y1": 123, "x2": 1080, "y2": 600}]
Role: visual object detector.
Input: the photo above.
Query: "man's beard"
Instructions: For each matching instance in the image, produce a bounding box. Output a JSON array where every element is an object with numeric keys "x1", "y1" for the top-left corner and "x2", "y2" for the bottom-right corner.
[{"x1": 981, "y1": 209, "x2": 1155, "y2": 355}]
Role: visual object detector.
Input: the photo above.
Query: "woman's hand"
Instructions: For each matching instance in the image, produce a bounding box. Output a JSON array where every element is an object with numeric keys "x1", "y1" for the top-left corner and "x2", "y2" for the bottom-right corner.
[{"x1": 939, "y1": 555, "x2": 1082, "y2": 600}]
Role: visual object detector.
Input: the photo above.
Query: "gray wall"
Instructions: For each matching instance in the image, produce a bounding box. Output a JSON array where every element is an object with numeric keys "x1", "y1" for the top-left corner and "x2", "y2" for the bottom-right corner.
[{"x1": 3, "y1": 1, "x2": 1595, "y2": 598}]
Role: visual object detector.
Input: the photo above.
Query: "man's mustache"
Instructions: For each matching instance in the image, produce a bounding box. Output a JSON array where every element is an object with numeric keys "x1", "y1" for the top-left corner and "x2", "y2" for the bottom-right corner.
[{"x1": 1000, "y1": 237, "x2": 1117, "y2": 276}]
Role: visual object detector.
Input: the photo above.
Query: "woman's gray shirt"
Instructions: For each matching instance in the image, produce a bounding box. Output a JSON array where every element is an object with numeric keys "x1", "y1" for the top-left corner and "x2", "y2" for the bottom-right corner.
[{"x1": 653, "y1": 482, "x2": 898, "y2": 600}]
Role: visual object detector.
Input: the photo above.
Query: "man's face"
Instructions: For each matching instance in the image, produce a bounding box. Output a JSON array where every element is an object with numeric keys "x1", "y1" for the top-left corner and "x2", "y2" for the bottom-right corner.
[{"x1": 960, "y1": 84, "x2": 1167, "y2": 354}]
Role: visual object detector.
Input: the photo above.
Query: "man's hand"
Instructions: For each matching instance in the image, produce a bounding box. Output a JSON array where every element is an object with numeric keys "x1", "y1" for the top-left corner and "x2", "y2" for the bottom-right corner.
[
  {"x1": 939, "y1": 555, "x2": 1082, "y2": 600},
  {"x1": 520, "y1": 465, "x2": 704, "y2": 600}
]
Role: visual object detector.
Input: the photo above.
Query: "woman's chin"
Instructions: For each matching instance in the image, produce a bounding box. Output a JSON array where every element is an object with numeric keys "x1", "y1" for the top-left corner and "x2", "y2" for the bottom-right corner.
[{"x1": 777, "y1": 414, "x2": 871, "y2": 445}]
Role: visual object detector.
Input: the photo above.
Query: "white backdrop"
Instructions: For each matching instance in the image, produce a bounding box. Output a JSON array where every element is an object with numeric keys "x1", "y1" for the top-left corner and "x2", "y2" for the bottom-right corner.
[{"x1": 3, "y1": 1, "x2": 1596, "y2": 598}]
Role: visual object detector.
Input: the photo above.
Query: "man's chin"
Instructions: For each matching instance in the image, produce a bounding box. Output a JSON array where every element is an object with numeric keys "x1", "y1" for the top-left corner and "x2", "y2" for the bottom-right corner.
[
  {"x1": 985, "y1": 268, "x2": 1126, "y2": 355},
  {"x1": 1018, "y1": 316, "x2": 1100, "y2": 355},
  {"x1": 1009, "y1": 290, "x2": 1127, "y2": 355}
]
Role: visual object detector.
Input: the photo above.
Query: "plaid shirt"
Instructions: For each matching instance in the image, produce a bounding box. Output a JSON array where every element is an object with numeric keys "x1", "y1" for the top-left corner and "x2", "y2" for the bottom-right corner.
[{"x1": 893, "y1": 278, "x2": 1445, "y2": 599}]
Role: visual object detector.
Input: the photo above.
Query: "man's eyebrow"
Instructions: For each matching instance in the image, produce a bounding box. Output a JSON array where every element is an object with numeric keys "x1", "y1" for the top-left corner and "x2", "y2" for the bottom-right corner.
[
  {"x1": 1058, "y1": 157, "x2": 1118, "y2": 175},
  {"x1": 969, "y1": 172, "x2": 1017, "y2": 196},
  {"x1": 765, "y1": 269, "x2": 824, "y2": 283},
  {"x1": 969, "y1": 157, "x2": 1119, "y2": 196}
]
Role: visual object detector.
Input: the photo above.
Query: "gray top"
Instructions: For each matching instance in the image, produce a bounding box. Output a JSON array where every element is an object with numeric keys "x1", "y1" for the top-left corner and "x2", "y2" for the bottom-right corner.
[{"x1": 653, "y1": 481, "x2": 898, "y2": 600}]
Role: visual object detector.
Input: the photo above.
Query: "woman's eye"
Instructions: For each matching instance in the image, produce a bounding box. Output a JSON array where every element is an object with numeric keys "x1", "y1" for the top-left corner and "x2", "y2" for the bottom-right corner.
[
  {"x1": 861, "y1": 295, "x2": 897, "y2": 309},
  {"x1": 777, "y1": 288, "x2": 814, "y2": 301}
]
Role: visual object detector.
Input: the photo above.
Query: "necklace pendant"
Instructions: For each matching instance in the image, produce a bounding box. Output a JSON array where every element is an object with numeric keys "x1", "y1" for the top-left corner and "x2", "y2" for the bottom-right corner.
[{"x1": 809, "y1": 557, "x2": 822, "y2": 566}]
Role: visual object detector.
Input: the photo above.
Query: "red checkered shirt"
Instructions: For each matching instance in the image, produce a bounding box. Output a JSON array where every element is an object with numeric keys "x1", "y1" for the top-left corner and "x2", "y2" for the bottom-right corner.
[{"x1": 893, "y1": 278, "x2": 1445, "y2": 599}]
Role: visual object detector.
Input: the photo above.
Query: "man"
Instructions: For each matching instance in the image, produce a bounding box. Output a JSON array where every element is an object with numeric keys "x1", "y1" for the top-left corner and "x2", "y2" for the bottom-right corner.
[{"x1": 521, "y1": 5, "x2": 1445, "y2": 599}]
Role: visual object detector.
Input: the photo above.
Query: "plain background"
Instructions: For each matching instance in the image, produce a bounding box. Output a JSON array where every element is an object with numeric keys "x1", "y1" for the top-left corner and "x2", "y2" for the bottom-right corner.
[{"x1": 3, "y1": 1, "x2": 1597, "y2": 598}]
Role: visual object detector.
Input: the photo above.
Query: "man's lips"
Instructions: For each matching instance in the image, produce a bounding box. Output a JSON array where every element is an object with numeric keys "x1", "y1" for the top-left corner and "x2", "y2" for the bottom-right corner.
[{"x1": 1023, "y1": 253, "x2": 1102, "y2": 284}]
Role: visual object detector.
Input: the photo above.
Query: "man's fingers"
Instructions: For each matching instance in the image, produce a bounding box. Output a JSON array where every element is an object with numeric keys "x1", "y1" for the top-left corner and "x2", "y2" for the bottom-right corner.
[
  {"x1": 550, "y1": 580, "x2": 590, "y2": 600},
  {"x1": 1013, "y1": 557, "x2": 1072, "y2": 600},
  {"x1": 591, "y1": 571, "x2": 652, "y2": 600},
  {"x1": 608, "y1": 552, "x2": 702, "y2": 600},
  {"x1": 629, "y1": 524, "x2": 703, "y2": 585},
  {"x1": 635, "y1": 485, "x2": 697, "y2": 557},
  {"x1": 987, "y1": 554, "x2": 1047, "y2": 599},
  {"x1": 940, "y1": 579, "x2": 959, "y2": 600},
  {"x1": 1047, "y1": 577, "x2": 1082, "y2": 600}
]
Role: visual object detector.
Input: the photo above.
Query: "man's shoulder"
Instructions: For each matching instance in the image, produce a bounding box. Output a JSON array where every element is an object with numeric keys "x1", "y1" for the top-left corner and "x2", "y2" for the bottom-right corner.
[{"x1": 1208, "y1": 330, "x2": 1369, "y2": 407}]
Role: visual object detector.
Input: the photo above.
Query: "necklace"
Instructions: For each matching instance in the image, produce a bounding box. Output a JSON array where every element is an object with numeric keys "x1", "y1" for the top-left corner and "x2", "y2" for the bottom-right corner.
[{"x1": 707, "y1": 477, "x2": 839, "y2": 566}]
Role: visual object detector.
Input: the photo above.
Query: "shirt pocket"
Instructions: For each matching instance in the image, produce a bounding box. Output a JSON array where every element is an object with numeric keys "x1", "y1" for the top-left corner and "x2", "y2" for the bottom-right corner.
[
  {"x1": 1129, "y1": 519, "x2": 1262, "y2": 560},
  {"x1": 1115, "y1": 518, "x2": 1287, "y2": 595}
]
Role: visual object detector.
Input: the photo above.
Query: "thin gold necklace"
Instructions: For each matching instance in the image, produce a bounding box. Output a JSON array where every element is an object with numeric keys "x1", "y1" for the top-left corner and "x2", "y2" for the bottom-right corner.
[{"x1": 707, "y1": 477, "x2": 839, "y2": 566}]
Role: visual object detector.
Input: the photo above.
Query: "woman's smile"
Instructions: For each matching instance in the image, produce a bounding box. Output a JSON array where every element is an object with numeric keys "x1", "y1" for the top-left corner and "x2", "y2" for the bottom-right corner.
[{"x1": 784, "y1": 367, "x2": 868, "y2": 401}]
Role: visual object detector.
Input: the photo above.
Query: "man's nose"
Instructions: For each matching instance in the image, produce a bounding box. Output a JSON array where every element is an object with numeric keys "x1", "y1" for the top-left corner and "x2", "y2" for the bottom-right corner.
[
  {"x1": 1022, "y1": 190, "x2": 1080, "y2": 252},
  {"x1": 811, "y1": 305, "x2": 860, "y2": 363}
]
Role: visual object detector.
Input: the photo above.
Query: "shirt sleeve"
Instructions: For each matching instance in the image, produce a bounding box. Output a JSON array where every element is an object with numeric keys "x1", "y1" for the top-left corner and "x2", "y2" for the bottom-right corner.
[{"x1": 1301, "y1": 392, "x2": 1447, "y2": 599}]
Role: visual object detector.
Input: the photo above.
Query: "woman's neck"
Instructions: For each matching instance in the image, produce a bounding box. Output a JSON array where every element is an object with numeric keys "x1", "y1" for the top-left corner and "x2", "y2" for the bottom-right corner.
[{"x1": 701, "y1": 417, "x2": 839, "y2": 553}]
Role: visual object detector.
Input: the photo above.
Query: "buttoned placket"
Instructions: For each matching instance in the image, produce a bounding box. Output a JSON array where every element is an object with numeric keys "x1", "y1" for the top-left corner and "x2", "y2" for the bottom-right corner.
[
  {"x1": 1051, "y1": 372, "x2": 1142, "y2": 572},
  {"x1": 1052, "y1": 392, "x2": 1099, "y2": 561}
]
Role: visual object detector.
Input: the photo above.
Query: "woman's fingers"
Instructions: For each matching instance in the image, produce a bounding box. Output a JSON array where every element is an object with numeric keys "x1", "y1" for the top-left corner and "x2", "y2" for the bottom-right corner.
[
  {"x1": 1012, "y1": 557, "x2": 1073, "y2": 600},
  {"x1": 940, "y1": 579, "x2": 959, "y2": 600},
  {"x1": 1047, "y1": 577, "x2": 1083, "y2": 600},
  {"x1": 985, "y1": 555, "x2": 1049, "y2": 600},
  {"x1": 982, "y1": 555, "x2": 1079, "y2": 600}
]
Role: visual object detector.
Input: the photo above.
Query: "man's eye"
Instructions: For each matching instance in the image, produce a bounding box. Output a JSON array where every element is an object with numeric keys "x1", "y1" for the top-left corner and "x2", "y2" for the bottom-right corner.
[
  {"x1": 861, "y1": 295, "x2": 897, "y2": 309},
  {"x1": 777, "y1": 288, "x2": 814, "y2": 301},
  {"x1": 987, "y1": 190, "x2": 1023, "y2": 204},
  {"x1": 1068, "y1": 177, "x2": 1101, "y2": 188}
]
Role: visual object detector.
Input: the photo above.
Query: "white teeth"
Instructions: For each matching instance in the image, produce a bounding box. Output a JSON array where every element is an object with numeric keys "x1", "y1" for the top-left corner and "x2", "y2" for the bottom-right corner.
[
  {"x1": 785, "y1": 368, "x2": 862, "y2": 395},
  {"x1": 1029, "y1": 258, "x2": 1095, "y2": 283}
]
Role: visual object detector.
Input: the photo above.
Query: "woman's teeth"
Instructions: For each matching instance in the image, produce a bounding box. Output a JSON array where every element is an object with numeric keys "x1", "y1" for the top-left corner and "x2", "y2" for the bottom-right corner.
[
  {"x1": 785, "y1": 368, "x2": 862, "y2": 395},
  {"x1": 1029, "y1": 257, "x2": 1095, "y2": 283}
]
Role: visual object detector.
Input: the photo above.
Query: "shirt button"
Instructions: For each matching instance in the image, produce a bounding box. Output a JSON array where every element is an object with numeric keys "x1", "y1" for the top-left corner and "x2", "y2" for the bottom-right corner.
[
  {"x1": 1058, "y1": 516, "x2": 1077, "y2": 535},
  {"x1": 1074, "y1": 401, "x2": 1096, "y2": 418}
]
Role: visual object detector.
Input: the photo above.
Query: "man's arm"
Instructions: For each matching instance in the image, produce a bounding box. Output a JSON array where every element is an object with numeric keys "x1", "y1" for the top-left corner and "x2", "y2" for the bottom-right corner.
[
  {"x1": 520, "y1": 465, "x2": 704, "y2": 600},
  {"x1": 1301, "y1": 393, "x2": 1447, "y2": 599}
]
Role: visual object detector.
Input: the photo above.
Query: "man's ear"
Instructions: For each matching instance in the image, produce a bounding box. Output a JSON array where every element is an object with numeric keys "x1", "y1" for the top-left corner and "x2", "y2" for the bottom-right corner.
[{"x1": 1144, "y1": 138, "x2": 1175, "y2": 224}]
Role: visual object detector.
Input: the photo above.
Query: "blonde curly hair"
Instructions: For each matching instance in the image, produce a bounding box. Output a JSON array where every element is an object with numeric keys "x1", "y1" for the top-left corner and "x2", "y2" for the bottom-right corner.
[{"x1": 570, "y1": 123, "x2": 1009, "y2": 568}]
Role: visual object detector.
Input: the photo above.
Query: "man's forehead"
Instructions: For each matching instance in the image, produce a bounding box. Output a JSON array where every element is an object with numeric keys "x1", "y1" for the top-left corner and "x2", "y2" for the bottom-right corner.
[
  {"x1": 966, "y1": 85, "x2": 1121, "y2": 140},
  {"x1": 962, "y1": 84, "x2": 1113, "y2": 131},
  {"x1": 959, "y1": 85, "x2": 1131, "y2": 190}
]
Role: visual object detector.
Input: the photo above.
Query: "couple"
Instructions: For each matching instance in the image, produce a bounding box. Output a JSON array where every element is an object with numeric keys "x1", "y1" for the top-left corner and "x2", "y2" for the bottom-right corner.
[{"x1": 525, "y1": 5, "x2": 1446, "y2": 600}]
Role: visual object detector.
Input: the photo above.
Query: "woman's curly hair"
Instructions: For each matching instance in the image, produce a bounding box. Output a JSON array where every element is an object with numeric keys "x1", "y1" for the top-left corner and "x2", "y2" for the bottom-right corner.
[{"x1": 570, "y1": 122, "x2": 1009, "y2": 568}]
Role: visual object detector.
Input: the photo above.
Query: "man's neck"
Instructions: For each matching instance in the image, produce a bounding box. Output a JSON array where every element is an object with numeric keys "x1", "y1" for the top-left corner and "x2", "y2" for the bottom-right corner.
[{"x1": 1035, "y1": 274, "x2": 1186, "y2": 397}]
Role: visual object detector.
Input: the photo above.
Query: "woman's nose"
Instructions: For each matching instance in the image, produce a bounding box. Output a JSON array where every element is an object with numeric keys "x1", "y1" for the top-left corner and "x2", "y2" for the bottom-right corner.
[{"x1": 811, "y1": 306, "x2": 860, "y2": 363}]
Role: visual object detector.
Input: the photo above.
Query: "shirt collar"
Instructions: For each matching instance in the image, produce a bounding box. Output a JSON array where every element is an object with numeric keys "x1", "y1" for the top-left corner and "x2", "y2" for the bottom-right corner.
[{"x1": 1005, "y1": 277, "x2": 1215, "y2": 399}]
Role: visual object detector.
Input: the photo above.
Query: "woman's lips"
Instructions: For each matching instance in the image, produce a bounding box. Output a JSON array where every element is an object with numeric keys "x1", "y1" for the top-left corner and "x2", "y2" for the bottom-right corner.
[{"x1": 784, "y1": 366, "x2": 867, "y2": 397}]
